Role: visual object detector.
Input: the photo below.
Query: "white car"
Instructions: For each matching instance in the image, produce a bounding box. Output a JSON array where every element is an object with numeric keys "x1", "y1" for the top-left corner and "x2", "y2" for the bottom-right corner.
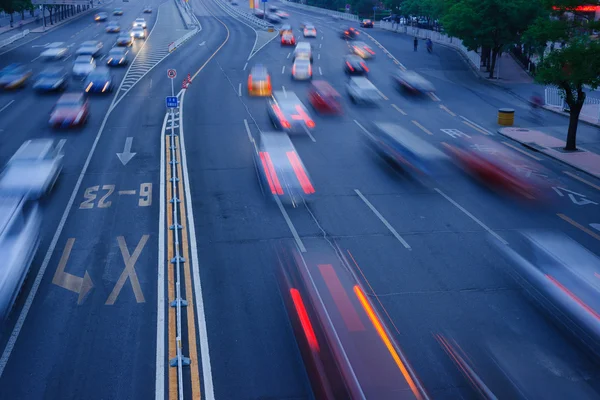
[
  {"x1": 292, "y1": 58, "x2": 312, "y2": 80},
  {"x1": 131, "y1": 27, "x2": 146, "y2": 39},
  {"x1": 133, "y1": 18, "x2": 147, "y2": 29},
  {"x1": 72, "y1": 55, "x2": 96, "y2": 79},
  {"x1": 40, "y1": 46, "x2": 69, "y2": 61},
  {"x1": 76, "y1": 40, "x2": 103, "y2": 56},
  {"x1": 346, "y1": 77, "x2": 382, "y2": 104},
  {"x1": 303, "y1": 25, "x2": 317, "y2": 38}
]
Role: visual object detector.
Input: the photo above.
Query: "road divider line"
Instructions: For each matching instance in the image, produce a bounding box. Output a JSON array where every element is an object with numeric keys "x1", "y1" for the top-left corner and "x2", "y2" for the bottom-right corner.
[
  {"x1": 354, "y1": 189, "x2": 411, "y2": 249},
  {"x1": 391, "y1": 104, "x2": 406, "y2": 115},
  {"x1": 304, "y1": 125, "x2": 316, "y2": 142},
  {"x1": 277, "y1": 196, "x2": 306, "y2": 252},
  {"x1": 411, "y1": 120, "x2": 433, "y2": 135},
  {"x1": 563, "y1": 171, "x2": 600, "y2": 191},
  {"x1": 459, "y1": 115, "x2": 492, "y2": 135},
  {"x1": 281, "y1": 65, "x2": 285, "y2": 74},
  {"x1": 319, "y1": 43, "x2": 322, "y2": 48},
  {"x1": 243, "y1": 62, "x2": 248, "y2": 70},
  {"x1": 287, "y1": 52, "x2": 291, "y2": 59},
  {"x1": 434, "y1": 188, "x2": 508, "y2": 245},
  {"x1": 377, "y1": 89, "x2": 389, "y2": 101},
  {"x1": 238, "y1": 83, "x2": 241, "y2": 97},
  {"x1": 428, "y1": 92, "x2": 441, "y2": 102},
  {"x1": 439, "y1": 105, "x2": 456, "y2": 117},
  {"x1": 462, "y1": 120, "x2": 490, "y2": 136},
  {"x1": 0, "y1": 99, "x2": 14, "y2": 113},
  {"x1": 558, "y1": 213, "x2": 600, "y2": 241},
  {"x1": 501, "y1": 141, "x2": 542, "y2": 160},
  {"x1": 318, "y1": 53, "x2": 320, "y2": 60},
  {"x1": 318, "y1": 66, "x2": 322, "y2": 76},
  {"x1": 30, "y1": 55, "x2": 41, "y2": 62},
  {"x1": 282, "y1": 85, "x2": 287, "y2": 96}
]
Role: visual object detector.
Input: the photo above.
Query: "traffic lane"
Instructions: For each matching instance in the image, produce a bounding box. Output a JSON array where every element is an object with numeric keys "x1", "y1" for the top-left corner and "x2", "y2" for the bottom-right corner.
[{"x1": 183, "y1": 55, "x2": 313, "y2": 399}]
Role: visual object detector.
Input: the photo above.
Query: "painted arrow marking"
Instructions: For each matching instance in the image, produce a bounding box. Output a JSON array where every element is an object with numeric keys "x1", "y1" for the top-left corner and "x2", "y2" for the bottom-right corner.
[
  {"x1": 116, "y1": 137, "x2": 136, "y2": 165},
  {"x1": 51, "y1": 238, "x2": 94, "y2": 304},
  {"x1": 591, "y1": 223, "x2": 600, "y2": 232},
  {"x1": 199, "y1": 41, "x2": 206, "y2": 46},
  {"x1": 552, "y1": 187, "x2": 598, "y2": 206}
]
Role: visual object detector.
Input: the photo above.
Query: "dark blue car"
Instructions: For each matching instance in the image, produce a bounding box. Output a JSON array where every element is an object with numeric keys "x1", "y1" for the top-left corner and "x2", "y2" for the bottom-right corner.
[
  {"x1": 33, "y1": 67, "x2": 68, "y2": 92},
  {"x1": 84, "y1": 67, "x2": 113, "y2": 93},
  {"x1": 106, "y1": 48, "x2": 128, "y2": 67}
]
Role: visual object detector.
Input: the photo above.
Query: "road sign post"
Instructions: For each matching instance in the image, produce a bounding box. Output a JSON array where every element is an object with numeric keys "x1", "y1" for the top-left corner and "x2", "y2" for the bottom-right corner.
[
  {"x1": 167, "y1": 68, "x2": 177, "y2": 97},
  {"x1": 166, "y1": 96, "x2": 179, "y2": 109}
]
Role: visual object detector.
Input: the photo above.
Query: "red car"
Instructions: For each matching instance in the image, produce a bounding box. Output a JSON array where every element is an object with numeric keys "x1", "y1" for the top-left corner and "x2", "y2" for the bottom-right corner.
[
  {"x1": 281, "y1": 32, "x2": 295, "y2": 46},
  {"x1": 49, "y1": 93, "x2": 89, "y2": 129},
  {"x1": 308, "y1": 80, "x2": 342, "y2": 114}
]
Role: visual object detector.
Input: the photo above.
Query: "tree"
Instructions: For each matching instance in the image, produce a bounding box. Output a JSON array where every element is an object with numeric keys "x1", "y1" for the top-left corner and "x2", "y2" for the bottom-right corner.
[
  {"x1": 441, "y1": 0, "x2": 541, "y2": 78},
  {"x1": 525, "y1": 1, "x2": 600, "y2": 150}
]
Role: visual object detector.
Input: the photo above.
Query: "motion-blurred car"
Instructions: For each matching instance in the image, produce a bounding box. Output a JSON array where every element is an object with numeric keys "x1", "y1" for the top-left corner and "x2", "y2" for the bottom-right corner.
[
  {"x1": 253, "y1": 131, "x2": 315, "y2": 205},
  {"x1": 308, "y1": 80, "x2": 342, "y2": 115},
  {"x1": 94, "y1": 12, "x2": 108, "y2": 21},
  {"x1": 351, "y1": 41, "x2": 375, "y2": 59},
  {"x1": 84, "y1": 67, "x2": 113, "y2": 93},
  {"x1": 281, "y1": 32, "x2": 295, "y2": 46},
  {"x1": 443, "y1": 136, "x2": 551, "y2": 200},
  {"x1": 0, "y1": 195, "x2": 41, "y2": 322},
  {"x1": 365, "y1": 122, "x2": 448, "y2": 177},
  {"x1": 254, "y1": 9, "x2": 265, "y2": 19},
  {"x1": 340, "y1": 26, "x2": 359, "y2": 40},
  {"x1": 292, "y1": 58, "x2": 312, "y2": 80},
  {"x1": 392, "y1": 70, "x2": 435, "y2": 95},
  {"x1": 40, "y1": 44, "x2": 69, "y2": 61},
  {"x1": 105, "y1": 21, "x2": 120, "y2": 32},
  {"x1": 113, "y1": 7, "x2": 123, "y2": 15},
  {"x1": 76, "y1": 40, "x2": 103, "y2": 56},
  {"x1": 33, "y1": 67, "x2": 68, "y2": 92},
  {"x1": 268, "y1": 91, "x2": 316, "y2": 134},
  {"x1": 293, "y1": 42, "x2": 312, "y2": 62},
  {"x1": 72, "y1": 55, "x2": 96, "y2": 79},
  {"x1": 492, "y1": 231, "x2": 600, "y2": 358},
  {"x1": 299, "y1": 21, "x2": 310, "y2": 29},
  {"x1": 0, "y1": 64, "x2": 32, "y2": 89},
  {"x1": 0, "y1": 139, "x2": 64, "y2": 199},
  {"x1": 247, "y1": 64, "x2": 271, "y2": 97},
  {"x1": 49, "y1": 93, "x2": 89, "y2": 128},
  {"x1": 268, "y1": 5, "x2": 278, "y2": 12},
  {"x1": 303, "y1": 25, "x2": 317, "y2": 37},
  {"x1": 346, "y1": 77, "x2": 381, "y2": 105},
  {"x1": 275, "y1": 10, "x2": 289, "y2": 18},
  {"x1": 106, "y1": 48, "x2": 129, "y2": 66},
  {"x1": 280, "y1": 24, "x2": 292, "y2": 36},
  {"x1": 266, "y1": 14, "x2": 281, "y2": 24},
  {"x1": 116, "y1": 32, "x2": 133, "y2": 46},
  {"x1": 143, "y1": 6, "x2": 152, "y2": 13},
  {"x1": 360, "y1": 18, "x2": 374, "y2": 27},
  {"x1": 131, "y1": 26, "x2": 146, "y2": 39},
  {"x1": 231, "y1": 0, "x2": 238, "y2": 5},
  {"x1": 344, "y1": 55, "x2": 369, "y2": 76},
  {"x1": 133, "y1": 17, "x2": 147, "y2": 28}
]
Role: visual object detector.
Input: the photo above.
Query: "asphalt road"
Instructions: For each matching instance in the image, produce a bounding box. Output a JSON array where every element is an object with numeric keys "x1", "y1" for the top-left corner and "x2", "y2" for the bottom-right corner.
[{"x1": 1, "y1": 0, "x2": 600, "y2": 398}]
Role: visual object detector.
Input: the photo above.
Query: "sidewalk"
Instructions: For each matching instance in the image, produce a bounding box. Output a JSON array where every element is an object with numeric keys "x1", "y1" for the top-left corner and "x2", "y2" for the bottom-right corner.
[
  {"x1": 498, "y1": 127, "x2": 600, "y2": 179},
  {"x1": 31, "y1": 4, "x2": 102, "y2": 33}
]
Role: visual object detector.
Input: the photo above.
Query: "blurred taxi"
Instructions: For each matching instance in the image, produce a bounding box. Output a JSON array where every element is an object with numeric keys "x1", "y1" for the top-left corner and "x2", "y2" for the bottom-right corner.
[
  {"x1": 49, "y1": 93, "x2": 89, "y2": 129},
  {"x1": 281, "y1": 32, "x2": 295, "y2": 46},
  {"x1": 106, "y1": 48, "x2": 129, "y2": 66},
  {"x1": 280, "y1": 23, "x2": 292, "y2": 36},
  {"x1": 0, "y1": 64, "x2": 31, "y2": 89},
  {"x1": 292, "y1": 57, "x2": 312, "y2": 80},
  {"x1": 351, "y1": 41, "x2": 375, "y2": 59},
  {"x1": 84, "y1": 67, "x2": 113, "y2": 94},
  {"x1": 443, "y1": 136, "x2": 551, "y2": 200},
  {"x1": 247, "y1": 64, "x2": 272, "y2": 96},
  {"x1": 253, "y1": 131, "x2": 315, "y2": 206},
  {"x1": 344, "y1": 55, "x2": 369, "y2": 76},
  {"x1": 268, "y1": 91, "x2": 315, "y2": 134},
  {"x1": 308, "y1": 80, "x2": 342, "y2": 114},
  {"x1": 303, "y1": 25, "x2": 317, "y2": 38}
]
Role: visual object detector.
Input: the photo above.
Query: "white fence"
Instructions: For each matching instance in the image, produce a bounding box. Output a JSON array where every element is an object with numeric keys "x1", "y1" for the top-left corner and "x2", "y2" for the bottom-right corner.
[
  {"x1": 545, "y1": 87, "x2": 600, "y2": 124},
  {"x1": 378, "y1": 21, "x2": 481, "y2": 71},
  {"x1": 279, "y1": 0, "x2": 358, "y2": 21},
  {"x1": 0, "y1": 29, "x2": 29, "y2": 49}
]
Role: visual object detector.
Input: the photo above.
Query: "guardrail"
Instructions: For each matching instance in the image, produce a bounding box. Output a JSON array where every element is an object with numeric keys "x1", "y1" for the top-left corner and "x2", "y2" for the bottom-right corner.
[
  {"x1": 378, "y1": 21, "x2": 481, "y2": 72},
  {"x1": 0, "y1": 29, "x2": 29, "y2": 49},
  {"x1": 545, "y1": 87, "x2": 600, "y2": 124},
  {"x1": 168, "y1": 27, "x2": 199, "y2": 52},
  {"x1": 279, "y1": 0, "x2": 358, "y2": 21},
  {"x1": 213, "y1": 0, "x2": 271, "y2": 30}
]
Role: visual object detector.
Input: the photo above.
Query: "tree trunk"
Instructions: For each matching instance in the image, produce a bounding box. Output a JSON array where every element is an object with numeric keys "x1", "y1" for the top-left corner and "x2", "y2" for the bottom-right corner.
[
  {"x1": 489, "y1": 47, "x2": 499, "y2": 79},
  {"x1": 566, "y1": 104, "x2": 582, "y2": 150}
]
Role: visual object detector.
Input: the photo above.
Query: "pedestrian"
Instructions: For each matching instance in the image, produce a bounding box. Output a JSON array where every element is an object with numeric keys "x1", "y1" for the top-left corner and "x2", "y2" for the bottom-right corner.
[{"x1": 413, "y1": 36, "x2": 418, "y2": 51}]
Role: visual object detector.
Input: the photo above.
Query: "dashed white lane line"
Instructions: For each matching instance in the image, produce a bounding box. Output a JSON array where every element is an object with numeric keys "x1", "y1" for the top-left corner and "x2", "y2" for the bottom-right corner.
[
  {"x1": 303, "y1": 126, "x2": 316, "y2": 142},
  {"x1": 282, "y1": 65, "x2": 285, "y2": 74},
  {"x1": 282, "y1": 85, "x2": 287, "y2": 96},
  {"x1": 317, "y1": 53, "x2": 320, "y2": 60},
  {"x1": 0, "y1": 100, "x2": 14, "y2": 113},
  {"x1": 287, "y1": 52, "x2": 291, "y2": 59},
  {"x1": 354, "y1": 189, "x2": 411, "y2": 250},
  {"x1": 319, "y1": 43, "x2": 322, "y2": 49},
  {"x1": 391, "y1": 104, "x2": 407, "y2": 115},
  {"x1": 31, "y1": 55, "x2": 42, "y2": 62},
  {"x1": 459, "y1": 115, "x2": 493, "y2": 135},
  {"x1": 318, "y1": 67, "x2": 322, "y2": 76},
  {"x1": 377, "y1": 89, "x2": 388, "y2": 101},
  {"x1": 429, "y1": 92, "x2": 441, "y2": 102},
  {"x1": 434, "y1": 188, "x2": 508, "y2": 245},
  {"x1": 238, "y1": 83, "x2": 242, "y2": 97},
  {"x1": 243, "y1": 62, "x2": 248, "y2": 70}
]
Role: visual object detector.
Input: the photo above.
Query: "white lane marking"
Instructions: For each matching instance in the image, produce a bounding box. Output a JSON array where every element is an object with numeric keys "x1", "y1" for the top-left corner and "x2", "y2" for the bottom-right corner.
[
  {"x1": 238, "y1": 83, "x2": 242, "y2": 97},
  {"x1": 355, "y1": 189, "x2": 411, "y2": 249},
  {"x1": 244, "y1": 118, "x2": 256, "y2": 147},
  {"x1": 318, "y1": 66, "x2": 322, "y2": 76},
  {"x1": 434, "y1": 188, "x2": 508, "y2": 245},
  {"x1": 64, "y1": 54, "x2": 72, "y2": 61},
  {"x1": 303, "y1": 125, "x2": 316, "y2": 142},
  {"x1": 281, "y1": 65, "x2": 285, "y2": 74},
  {"x1": 31, "y1": 55, "x2": 42, "y2": 62},
  {"x1": 377, "y1": 89, "x2": 388, "y2": 101},
  {"x1": 317, "y1": 53, "x2": 320, "y2": 60},
  {"x1": 282, "y1": 85, "x2": 287, "y2": 97},
  {"x1": 321, "y1": 36, "x2": 323, "y2": 40},
  {"x1": 359, "y1": 30, "x2": 407, "y2": 70},
  {"x1": 243, "y1": 62, "x2": 248, "y2": 70},
  {"x1": 55, "y1": 139, "x2": 67, "y2": 154},
  {"x1": 0, "y1": 100, "x2": 15, "y2": 113},
  {"x1": 459, "y1": 115, "x2": 493, "y2": 135},
  {"x1": 354, "y1": 120, "x2": 370, "y2": 135},
  {"x1": 276, "y1": 196, "x2": 306, "y2": 252},
  {"x1": 287, "y1": 52, "x2": 291, "y2": 59},
  {"x1": 391, "y1": 104, "x2": 407, "y2": 115},
  {"x1": 178, "y1": 89, "x2": 216, "y2": 399},
  {"x1": 155, "y1": 112, "x2": 169, "y2": 400},
  {"x1": 429, "y1": 92, "x2": 441, "y2": 102},
  {"x1": 319, "y1": 43, "x2": 322, "y2": 49},
  {"x1": 98, "y1": 54, "x2": 106, "y2": 61}
]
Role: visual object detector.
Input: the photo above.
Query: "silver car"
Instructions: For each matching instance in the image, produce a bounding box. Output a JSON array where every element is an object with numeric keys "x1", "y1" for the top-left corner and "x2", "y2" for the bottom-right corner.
[
  {"x1": 0, "y1": 196, "x2": 41, "y2": 321},
  {"x1": 131, "y1": 27, "x2": 146, "y2": 39},
  {"x1": 133, "y1": 17, "x2": 147, "y2": 29},
  {"x1": 76, "y1": 40, "x2": 103, "y2": 56},
  {"x1": 40, "y1": 45, "x2": 69, "y2": 61},
  {"x1": 291, "y1": 58, "x2": 312, "y2": 80},
  {"x1": 72, "y1": 55, "x2": 96, "y2": 79},
  {"x1": 268, "y1": 91, "x2": 316, "y2": 134},
  {"x1": 346, "y1": 77, "x2": 382, "y2": 105},
  {"x1": 0, "y1": 139, "x2": 64, "y2": 199}
]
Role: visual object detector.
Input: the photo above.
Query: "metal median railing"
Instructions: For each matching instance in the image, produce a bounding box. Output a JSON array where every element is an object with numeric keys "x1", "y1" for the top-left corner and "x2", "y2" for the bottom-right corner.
[
  {"x1": 545, "y1": 87, "x2": 600, "y2": 124},
  {"x1": 0, "y1": 29, "x2": 29, "y2": 49},
  {"x1": 212, "y1": 0, "x2": 271, "y2": 30},
  {"x1": 279, "y1": 0, "x2": 358, "y2": 21}
]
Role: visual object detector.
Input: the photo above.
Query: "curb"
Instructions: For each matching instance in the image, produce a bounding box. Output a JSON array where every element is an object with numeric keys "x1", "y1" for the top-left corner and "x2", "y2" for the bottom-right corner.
[{"x1": 497, "y1": 128, "x2": 600, "y2": 180}]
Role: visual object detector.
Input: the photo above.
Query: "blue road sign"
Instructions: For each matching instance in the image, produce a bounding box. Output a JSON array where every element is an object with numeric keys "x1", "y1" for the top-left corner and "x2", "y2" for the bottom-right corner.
[
  {"x1": 373, "y1": 6, "x2": 376, "y2": 10},
  {"x1": 166, "y1": 96, "x2": 178, "y2": 108}
]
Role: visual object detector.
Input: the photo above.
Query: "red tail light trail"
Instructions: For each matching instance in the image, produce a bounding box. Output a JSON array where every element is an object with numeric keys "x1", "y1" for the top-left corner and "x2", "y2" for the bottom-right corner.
[
  {"x1": 290, "y1": 288, "x2": 320, "y2": 351},
  {"x1": 259, "y1": 151, "x2": 284, "y2": 195},
  {"x1": 286, "y1": 151, "x2": 315, "y2": 194}
]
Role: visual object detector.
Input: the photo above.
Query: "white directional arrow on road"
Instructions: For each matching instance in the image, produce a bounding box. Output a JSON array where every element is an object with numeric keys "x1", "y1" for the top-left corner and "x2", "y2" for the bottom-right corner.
[
  {"x1": 552, "y1": 187, "x2": 598, "y2": 206},
  {"x1": 117, "y1": 137, "x2": 137, "y2": 166},
  {"x1": 591, "y1": 223, "x2": 600, "y2": 232},
  {"x1": 199, "y1": 41, "x2": 206, "y2": 46}
]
